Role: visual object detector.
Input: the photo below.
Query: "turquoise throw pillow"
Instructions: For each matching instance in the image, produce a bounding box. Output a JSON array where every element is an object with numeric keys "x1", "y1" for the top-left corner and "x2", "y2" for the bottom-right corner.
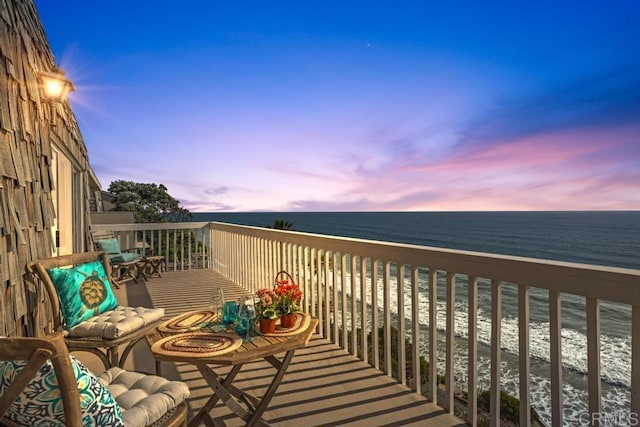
[
  {"x1": 47, "y1": 260, "x2": 119, "y2": 328},
  {"x1": 95, "y1": 238, "x2": 121, "y2": 254},
  {"x1": 0, "y1": 355, "x2": 124, "y2": 426}
]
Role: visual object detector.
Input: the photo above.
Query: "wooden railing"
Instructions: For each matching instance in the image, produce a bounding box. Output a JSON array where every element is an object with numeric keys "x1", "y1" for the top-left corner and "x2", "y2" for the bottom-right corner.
[
  {"x1": 91, "y1": 222, "x2": 212, "y2": 272},
  {"x1": 92, "y1": 221, "x2": 640, "y2": 427}
]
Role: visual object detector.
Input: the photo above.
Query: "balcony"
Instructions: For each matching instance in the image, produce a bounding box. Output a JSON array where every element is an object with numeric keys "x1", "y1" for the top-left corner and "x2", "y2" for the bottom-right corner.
[
  {"x1": 90, "y1": 221, "x2": 640, "y2": 426},
  {"x1": 99, "y1": 268, "x2": 462, "y2": 426}
]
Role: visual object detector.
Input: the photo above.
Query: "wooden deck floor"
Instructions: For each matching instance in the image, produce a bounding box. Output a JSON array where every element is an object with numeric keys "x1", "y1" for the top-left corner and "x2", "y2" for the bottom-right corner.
[{"x1": 82, "y1": 269, "x2": 465, "y2": 427}]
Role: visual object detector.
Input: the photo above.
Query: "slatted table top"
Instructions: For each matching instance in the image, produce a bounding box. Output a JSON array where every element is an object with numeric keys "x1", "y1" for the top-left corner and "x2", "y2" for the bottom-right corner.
[{"x1": 148, "y1": 309, "x2": 318, "y2": 366}]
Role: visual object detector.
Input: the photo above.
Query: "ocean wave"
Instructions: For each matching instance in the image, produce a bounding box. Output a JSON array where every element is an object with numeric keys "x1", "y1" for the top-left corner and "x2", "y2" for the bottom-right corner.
[
  {"x1": 338, "y1": 271, "x2": 632, "y2": 423},
  {"x1": 379, "y1": 275, "x2": 633, "y2": 389},
  {"x1": 338, "y1": 274, "x2": 631, "y2": 425}
]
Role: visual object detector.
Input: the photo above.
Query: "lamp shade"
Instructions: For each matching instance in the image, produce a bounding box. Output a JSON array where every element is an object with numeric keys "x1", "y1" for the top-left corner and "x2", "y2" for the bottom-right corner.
[{"x1": 38, "y1": 68, "x2": 74, "y2": 103}]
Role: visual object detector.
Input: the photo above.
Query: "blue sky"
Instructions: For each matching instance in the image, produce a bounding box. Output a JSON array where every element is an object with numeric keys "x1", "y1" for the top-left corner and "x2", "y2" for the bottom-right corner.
[{"x1": 35, "y1": 1, "x2": 640, "y2": 212}]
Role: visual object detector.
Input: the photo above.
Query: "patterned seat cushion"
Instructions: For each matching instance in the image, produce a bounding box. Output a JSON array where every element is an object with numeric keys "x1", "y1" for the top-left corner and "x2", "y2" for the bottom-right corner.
[
  {"x1": 95, "y1": 238, "x2": 141, "y2": 264},
  {"x1": 46, "y1": 260, "x2": 119, "y2": 328},
  {"x1": 110, "y1": 252, "x2": 141, "y2": 264},
  {"x1": 100, "y1": 367, "x2": 190, "y2": 427},
  {"x1": 66, "y1": 306, "x2": 165, "y2": 339},
  {"x1": 0, "y1": 355, "x2": 124, "y2": 426}
]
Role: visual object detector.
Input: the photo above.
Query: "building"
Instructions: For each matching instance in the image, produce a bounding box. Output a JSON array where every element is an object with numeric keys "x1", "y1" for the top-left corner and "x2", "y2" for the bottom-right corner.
[{"x1": 0, "y1": 0, "x2": 100, "y2": 336}]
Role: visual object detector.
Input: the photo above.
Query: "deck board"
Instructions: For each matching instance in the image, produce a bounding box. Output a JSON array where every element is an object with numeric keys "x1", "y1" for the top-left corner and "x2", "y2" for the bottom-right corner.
[{"x1": 79, "y1": 269, "x2": 464, "y2": 426}]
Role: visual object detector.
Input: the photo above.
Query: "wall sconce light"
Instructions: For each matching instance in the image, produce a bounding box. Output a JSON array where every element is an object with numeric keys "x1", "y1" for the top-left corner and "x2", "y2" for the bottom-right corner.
[{"x1": 38, "y1": 67, "x2": 74, "y2": 125}]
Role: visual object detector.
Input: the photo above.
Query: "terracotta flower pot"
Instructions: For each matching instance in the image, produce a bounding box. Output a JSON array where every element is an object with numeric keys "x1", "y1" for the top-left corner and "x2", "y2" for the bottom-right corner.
[
  {"x1": 260, "y1": 317, "x2": 277, "y2": 334},
  {"x1": 280, "y1": 313, "x2": 296, "y2": 328}
]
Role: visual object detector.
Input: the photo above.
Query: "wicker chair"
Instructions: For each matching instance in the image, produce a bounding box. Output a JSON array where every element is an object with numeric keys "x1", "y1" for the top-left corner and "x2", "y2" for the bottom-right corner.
[
  {"x1": 26, "y1": 251, "x2": 164, "y2": 370},
  {"x1": 0, "y1": 332, "x2": 188, "y2": 426}
]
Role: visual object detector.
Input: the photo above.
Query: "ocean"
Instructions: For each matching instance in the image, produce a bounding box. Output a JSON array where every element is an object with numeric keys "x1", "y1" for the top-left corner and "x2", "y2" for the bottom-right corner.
[{"x1": 192, "y1": 211, "x2": 640, "y2": 424}]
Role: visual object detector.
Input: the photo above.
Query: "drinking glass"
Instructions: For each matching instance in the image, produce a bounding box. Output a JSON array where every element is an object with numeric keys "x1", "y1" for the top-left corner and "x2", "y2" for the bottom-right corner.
[
  {"x1": 208, "y1": 287, "x2": 225, "y2": 323},
  {"x1": 237, "y1": 297, "x2": 256, "y2": 342},
  {"x1": 222, "y1": 300, "x2": 238, "y2": 325}
]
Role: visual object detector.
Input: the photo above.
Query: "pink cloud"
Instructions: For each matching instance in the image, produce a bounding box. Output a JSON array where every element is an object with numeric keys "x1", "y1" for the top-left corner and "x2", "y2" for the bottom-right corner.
[{"x1": 300, "y1": 124, "x2": 640, "y2": 211}]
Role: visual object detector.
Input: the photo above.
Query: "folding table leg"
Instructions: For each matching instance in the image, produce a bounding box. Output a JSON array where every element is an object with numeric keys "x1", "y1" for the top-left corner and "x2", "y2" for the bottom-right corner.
[
  {"x1": 189, "y1": 364, "x2": 243, "y2": 427},
  {"x1": 190, "y1": 350, "x2": 297, "y2": 427},
  {"x1": 247, "y1": 350, "x2": 296, "y2": 426}
]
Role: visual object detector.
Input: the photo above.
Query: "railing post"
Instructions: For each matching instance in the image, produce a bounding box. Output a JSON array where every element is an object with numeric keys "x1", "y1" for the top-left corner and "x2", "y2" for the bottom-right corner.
[
  {"x1": 444, "y1": 272, "x2": 455, "y2": 414},
  {"x1": 411, "y1": 266, "x2": 420, "y2": 394},
  {"x1": 383, "y1": 260, "x2": 392, "y2": 376},
  {"x1": 332, "y1": 252, "x2": 340, "y2": 346},
  {"x1": 428, "y1": 268, "x2": 438, "y2": 404},
  {"x1": 490, "y1": 279, "x2": 502, "y2": 427},
  {"x1": 315, "y1": 248, "x2": 321, "y2": 319},
  {"x1": 341, "y1": 254, "x2": 348, "y2": 350},
  {"x1": 323, "y1": 250, "x2": 331, "y2": 338},
  {"x1": 467, "y1": 275, "x2": 478, "y2": 426},
  {"x1": 518, "y1": 284, "x2": 531, "y2": 427},
  {"x1": 586, "y1": 297, "x2": 601, "y2": 422},
  {"x1": 398, "y1": 264, "x2": 406, "y2": 386},
  {"x1": 303, "y1": 247, "x2": 310, "y2": 313},
  {"x1": 549, "y1": 290, "x2": 563, "y2": 427},
  {"x1": 633, "y1": 306, "x2": 640, "y2": 419},
  {"x1": 350, "y1": 255, "x2": 357, "y2": 356},
  {"x1": 360, "y1": 256, "x2": 368, "y2": 364},
  {"x1": 371, "y1": 258, "x2": 379, "y2": 370}
]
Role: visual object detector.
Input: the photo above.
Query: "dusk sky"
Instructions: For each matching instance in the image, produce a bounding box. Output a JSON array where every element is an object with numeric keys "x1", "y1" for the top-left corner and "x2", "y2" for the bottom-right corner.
[{"x1": 35, "y1": 1, "x2": 640, "y2": 212}]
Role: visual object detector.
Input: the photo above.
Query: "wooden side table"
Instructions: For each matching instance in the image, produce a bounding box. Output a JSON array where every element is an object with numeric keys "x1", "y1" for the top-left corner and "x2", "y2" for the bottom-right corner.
[
  {"x1": 110, "y1": 258, "x2": 140, "y2": 288},
  {"x1": 147, "y1": 310, "x2": 317, "y2": 426},
  {"x1": 136, "y1": 255, "x2": 166, "y2": 280}
]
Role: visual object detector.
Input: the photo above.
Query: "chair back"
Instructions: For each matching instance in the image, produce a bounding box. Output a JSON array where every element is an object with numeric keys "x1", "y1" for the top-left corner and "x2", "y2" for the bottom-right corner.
[
  {"x1": 91, "y1": 229, "x2": 144, "y2": 258},
  {"x1": 0, "y1": 332, "x2": 83, "y2": 426},
  {"x1": 25, "y1": 252, "x2": 113, "y2": 332},
  {"x1": 90, "y1": 229, "x2": 121, "y2": 254},
  {"x1": 90, "y1": 229, "x2": 117, "y2": 242}
]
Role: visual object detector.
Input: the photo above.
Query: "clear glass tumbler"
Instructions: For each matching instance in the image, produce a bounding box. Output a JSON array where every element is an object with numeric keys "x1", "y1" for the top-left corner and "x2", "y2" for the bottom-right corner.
[{"x1": 208, "y1": 287, "x2": 225, "y2": 323}]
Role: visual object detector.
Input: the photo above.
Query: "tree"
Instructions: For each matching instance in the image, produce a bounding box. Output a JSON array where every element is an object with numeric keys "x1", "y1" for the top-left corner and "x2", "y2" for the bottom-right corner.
[
  {"x1": 107, "y1": 180, "x2": 192, "y2": 223},
  {"x1": 269, "y1": 219, "x2": 293, "y2": 230}
]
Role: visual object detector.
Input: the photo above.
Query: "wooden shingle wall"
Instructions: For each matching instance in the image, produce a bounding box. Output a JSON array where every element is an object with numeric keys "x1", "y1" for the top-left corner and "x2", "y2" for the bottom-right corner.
[{"x1": 0, "y1": 0, "x2": 95, "y2": 336}]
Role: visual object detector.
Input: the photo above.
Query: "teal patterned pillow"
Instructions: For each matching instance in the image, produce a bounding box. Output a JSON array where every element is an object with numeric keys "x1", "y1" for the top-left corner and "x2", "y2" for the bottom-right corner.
[
  {"x1": 47, "y1": 260, "x2": 119, "y2": 328},
  {"x1": 0, "y1": 355, "x2": 124, "y2": 426}
]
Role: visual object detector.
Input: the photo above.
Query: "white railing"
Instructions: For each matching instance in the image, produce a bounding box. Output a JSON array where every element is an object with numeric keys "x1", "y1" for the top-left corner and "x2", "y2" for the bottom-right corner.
[
  {"x1": 92, "y1": 221, "x2": 640, "y2": 426},
  {"x1": 91, "y1": 222, "x2": 212, "y2": 271},
  {"x1": 209, "y1": 222, "x2": 640, "y2": 427}
]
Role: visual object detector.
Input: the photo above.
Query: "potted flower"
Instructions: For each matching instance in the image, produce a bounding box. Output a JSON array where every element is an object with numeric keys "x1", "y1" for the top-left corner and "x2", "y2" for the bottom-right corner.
[
  {"x1": 274, "y1": 273, "x2": 303, "y2": 328},
  {"x1": 256, "y1": 288, "x2": 279, "y2": 333}
]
